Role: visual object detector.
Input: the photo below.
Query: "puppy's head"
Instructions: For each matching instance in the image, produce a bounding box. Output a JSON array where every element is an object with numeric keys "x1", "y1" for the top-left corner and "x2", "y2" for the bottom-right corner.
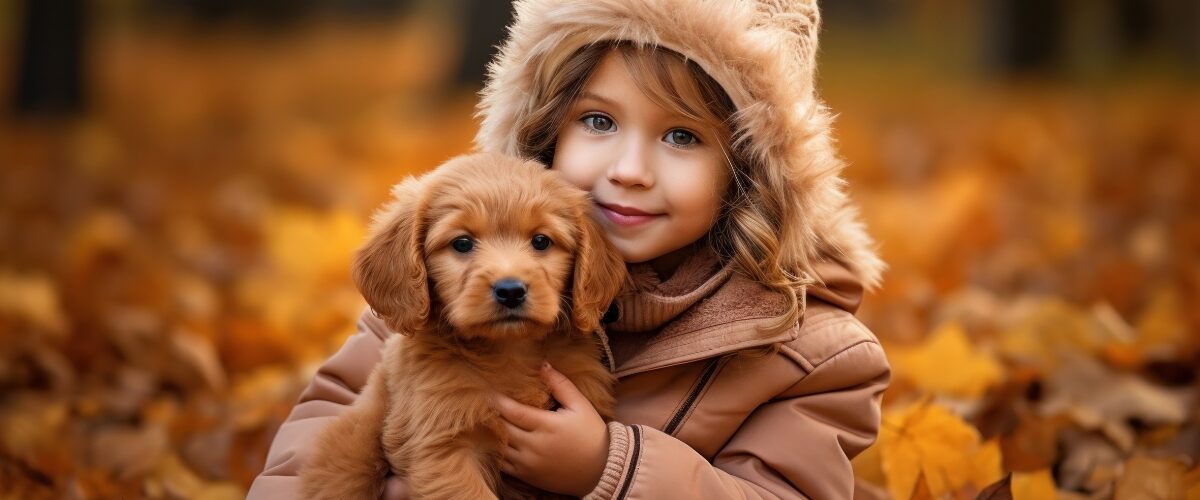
[{"x1": 353, "y1": 153, "x2": 626, "y2": 339}]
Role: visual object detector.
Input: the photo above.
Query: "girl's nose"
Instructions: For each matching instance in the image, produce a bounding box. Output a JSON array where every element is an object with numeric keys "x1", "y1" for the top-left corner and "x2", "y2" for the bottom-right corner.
[{"x1": 606, "y1": 137, "x2": 655, "y2": 189}]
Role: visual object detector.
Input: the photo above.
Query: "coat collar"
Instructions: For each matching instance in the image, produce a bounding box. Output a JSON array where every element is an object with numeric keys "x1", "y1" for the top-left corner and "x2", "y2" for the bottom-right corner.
[{"x1": 599, "y1": 248, "x2": 864, "y2": 378}]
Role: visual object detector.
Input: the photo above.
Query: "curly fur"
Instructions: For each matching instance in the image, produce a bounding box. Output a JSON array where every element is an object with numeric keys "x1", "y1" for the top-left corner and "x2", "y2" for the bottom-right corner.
[{"x1": 301, "y1": 153, "x2": 627, "y2": 499}]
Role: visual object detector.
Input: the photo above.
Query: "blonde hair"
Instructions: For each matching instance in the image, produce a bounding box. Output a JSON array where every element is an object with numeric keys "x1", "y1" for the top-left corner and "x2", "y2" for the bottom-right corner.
[{"x1": 517, "y1": 41, "x2": 807, "y2": 336}]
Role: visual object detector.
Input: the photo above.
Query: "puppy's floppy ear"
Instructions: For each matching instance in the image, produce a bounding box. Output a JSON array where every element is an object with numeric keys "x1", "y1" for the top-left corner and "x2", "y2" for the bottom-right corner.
[
  {"x1": 571, "y1": 205, "x2": 627, "y2": 334},
  {"x1": 352, "y1": 177, "x2": 430, "y2": 335}
]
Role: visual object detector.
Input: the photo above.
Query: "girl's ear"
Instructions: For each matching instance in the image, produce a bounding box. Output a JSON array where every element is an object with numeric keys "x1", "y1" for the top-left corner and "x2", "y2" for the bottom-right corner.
[
  {"x1": 571, "y1": 206, "x2": 627, "y2": 335},
  {"x1": 352, "y1": 177, "x2": 431, "y2": 335}
]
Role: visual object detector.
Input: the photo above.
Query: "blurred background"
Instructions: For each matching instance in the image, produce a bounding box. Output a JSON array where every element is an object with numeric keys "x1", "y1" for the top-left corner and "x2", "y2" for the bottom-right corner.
[{"x1": 0, "y1": 0, "x2": 1196, "y2": 498}]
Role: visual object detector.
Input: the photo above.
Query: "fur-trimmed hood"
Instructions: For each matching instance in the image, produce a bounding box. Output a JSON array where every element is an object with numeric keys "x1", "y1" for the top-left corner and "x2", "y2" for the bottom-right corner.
[{"x1": 474, "y1": 0, "x2": 885, "y2": 290}]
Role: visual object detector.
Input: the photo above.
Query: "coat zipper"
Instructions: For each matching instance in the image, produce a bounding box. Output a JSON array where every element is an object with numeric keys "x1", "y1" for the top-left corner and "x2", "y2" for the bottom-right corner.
[{"x1": 662, "y1": 357, "x2": 722, "y2": 436}]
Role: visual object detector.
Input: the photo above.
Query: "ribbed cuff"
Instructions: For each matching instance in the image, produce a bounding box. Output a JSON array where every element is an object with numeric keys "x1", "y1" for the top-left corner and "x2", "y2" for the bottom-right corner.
[{"x1": 583, "y1": 422, "x2": 633, "y2": 500}]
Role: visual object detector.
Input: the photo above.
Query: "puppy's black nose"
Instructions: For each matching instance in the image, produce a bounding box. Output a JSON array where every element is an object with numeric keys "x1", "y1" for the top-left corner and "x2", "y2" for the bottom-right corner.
[{"x1": 492, "y1": 279, "x2": 527, "y2": 309}]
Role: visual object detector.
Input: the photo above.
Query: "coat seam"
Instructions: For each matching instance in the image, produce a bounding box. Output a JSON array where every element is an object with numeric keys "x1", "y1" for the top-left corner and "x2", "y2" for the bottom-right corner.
[
  {"x1": 784, "y1": 317, "x2": 879, "y2": 372},
  {"x1": 777, "y1": 340, "x2": 883, "y2": 399}
]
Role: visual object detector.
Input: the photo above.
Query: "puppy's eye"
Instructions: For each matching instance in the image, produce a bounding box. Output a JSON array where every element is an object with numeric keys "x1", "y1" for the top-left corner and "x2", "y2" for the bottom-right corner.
[
  {"x1": 451, "y1": 236, "x2": 474, "y2": 253},
  {"x1": 531, "y1": 234, "x2": 552, "y2": 251}
]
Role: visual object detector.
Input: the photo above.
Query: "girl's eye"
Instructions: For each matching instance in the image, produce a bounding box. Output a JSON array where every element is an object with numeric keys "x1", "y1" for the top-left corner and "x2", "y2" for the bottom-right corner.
[
  {"x1": 451, "y1": 236, "x2": 474, "y2": 253},
  {"x1": 582, "y1": 114, "x2": 615, "y2": 133},
  {"x1": 664, "y1": 129, "x2": 699, "y2": 147},
  {"x1": 531, "y1": 234, "x2": 552, "y2": 251}
]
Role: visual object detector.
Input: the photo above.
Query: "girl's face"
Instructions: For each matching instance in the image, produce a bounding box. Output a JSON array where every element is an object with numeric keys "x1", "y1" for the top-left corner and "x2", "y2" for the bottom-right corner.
[{"x1": 552, "y1": 51, "x2": 730, "y2": 267}]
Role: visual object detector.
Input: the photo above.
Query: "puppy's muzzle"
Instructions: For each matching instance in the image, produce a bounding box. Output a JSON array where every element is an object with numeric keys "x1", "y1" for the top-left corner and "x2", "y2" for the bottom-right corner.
[{"x1": 492, "y1": 279, "x2": 528, "y2": 309}]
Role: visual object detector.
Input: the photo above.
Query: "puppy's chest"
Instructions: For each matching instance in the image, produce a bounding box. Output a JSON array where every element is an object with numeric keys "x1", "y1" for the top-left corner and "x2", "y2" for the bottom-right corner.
[{"x1": 404, "y1": 337, "x2": 552, "y2": 409}]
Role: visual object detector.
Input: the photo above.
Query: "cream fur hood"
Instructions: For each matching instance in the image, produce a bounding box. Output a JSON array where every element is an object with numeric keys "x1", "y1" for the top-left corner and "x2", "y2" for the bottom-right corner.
[{"x1": 474, "y1": 0, "x2": 885, "y2": 290}]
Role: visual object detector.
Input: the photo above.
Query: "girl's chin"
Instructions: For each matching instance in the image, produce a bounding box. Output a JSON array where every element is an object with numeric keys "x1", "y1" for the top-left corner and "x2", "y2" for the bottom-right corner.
[
  {"x1": 609, "y1": 242, "x2": 659, "y2": 265},
  {"x1": 613, "y1": 246, "x2": 689, "y2": 267}
]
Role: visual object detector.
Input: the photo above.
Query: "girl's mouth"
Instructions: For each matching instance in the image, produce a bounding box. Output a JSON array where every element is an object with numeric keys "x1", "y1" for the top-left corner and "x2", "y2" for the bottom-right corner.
[{"x1": 598, "y1": 203, "x2": 661, "y2": 226}]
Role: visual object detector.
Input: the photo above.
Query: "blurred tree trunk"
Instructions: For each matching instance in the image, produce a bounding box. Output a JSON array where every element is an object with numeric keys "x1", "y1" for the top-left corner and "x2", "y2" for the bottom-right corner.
[
  {"x1": 13, "y1": 0, "x2": 86, "y2": 116},
  {"x1": 985, "y1": 0, "x2": 1065, "y2": 74},
  {"x1": 453, "y1": 0, "x2": 513, "y2": 88}
]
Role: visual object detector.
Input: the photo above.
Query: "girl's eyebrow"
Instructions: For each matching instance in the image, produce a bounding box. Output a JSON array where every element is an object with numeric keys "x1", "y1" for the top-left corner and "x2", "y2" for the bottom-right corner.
[{"x1": 577, "y1": 91, "x2": 618, "y2": 107}]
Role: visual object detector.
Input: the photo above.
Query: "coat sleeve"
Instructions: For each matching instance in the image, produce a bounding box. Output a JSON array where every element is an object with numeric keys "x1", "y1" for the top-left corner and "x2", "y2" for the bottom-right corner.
[
  {"x1": 246, "y1": 307, "x2": 396, "y2": 500},
  {"x1": 583, "y1": 333, "x2": 890, "y2": 500}
]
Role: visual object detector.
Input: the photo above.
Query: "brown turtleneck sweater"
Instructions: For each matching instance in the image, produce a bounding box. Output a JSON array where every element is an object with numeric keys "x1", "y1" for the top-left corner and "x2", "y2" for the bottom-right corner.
[{"x1": 599, "y1": 246, "x2": 801, "y2": 378}]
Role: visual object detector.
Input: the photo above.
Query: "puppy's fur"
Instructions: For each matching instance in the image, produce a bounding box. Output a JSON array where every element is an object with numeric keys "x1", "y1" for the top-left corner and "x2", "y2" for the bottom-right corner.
[{"x1": 301, "y1": 153, "x2": 627, "y2": 499}]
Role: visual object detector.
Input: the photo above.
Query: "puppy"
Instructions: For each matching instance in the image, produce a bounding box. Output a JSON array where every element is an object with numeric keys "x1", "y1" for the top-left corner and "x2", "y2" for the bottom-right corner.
[{"x1": 301, "y1": 153, "x2": 627, "y2": 500}]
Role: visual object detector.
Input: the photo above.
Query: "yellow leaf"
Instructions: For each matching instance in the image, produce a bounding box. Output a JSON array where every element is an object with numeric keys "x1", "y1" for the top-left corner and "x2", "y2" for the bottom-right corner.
[
  {"x1": 879, "y1": 401, "x2": 1003, "y2": 499},
  {"x1": 970, "y1": 439, "x2": 1004, "y2": 491},
  {"x1": 852, "y1": 441, "x2": 886, "y2": 488},
  {"x1": 0, "y1": 271, "x2": 67, "y2": 336},
  {"x1": 888, "y1": 322, "x2": 1004, "y2": 398},
  {"x1": 1012, "y1": 469, "x2": 1057, "y2": 500},
  {"x1": 997, "y1": 298, "x2": 1098, "y2": 370}
]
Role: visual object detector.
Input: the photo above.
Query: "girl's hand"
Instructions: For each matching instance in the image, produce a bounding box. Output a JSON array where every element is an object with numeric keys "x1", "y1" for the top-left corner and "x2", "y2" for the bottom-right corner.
[{"x1": 492, "y1": 362, "x2": 610, "y2": 497}]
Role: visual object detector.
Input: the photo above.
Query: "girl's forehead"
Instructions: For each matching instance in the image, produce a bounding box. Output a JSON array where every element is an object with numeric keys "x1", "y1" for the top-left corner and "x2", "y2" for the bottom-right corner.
[
  {"x1": 576, "y1": 51, "x2": 712, "y2": 127},
  {"x1": 580, "y1": 52, "x2": 636, "y2": 94}
]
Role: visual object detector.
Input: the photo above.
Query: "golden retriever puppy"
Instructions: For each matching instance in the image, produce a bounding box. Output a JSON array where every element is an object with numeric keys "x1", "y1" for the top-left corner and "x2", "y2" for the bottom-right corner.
[{"x1": 301, "y1": 153, "x2": 627, "y2": 500}]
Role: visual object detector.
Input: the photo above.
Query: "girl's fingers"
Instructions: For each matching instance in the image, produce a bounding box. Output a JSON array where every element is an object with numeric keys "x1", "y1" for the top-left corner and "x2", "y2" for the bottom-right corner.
[
  {"x1": 493, "y1": 393, "x2": 546, "y2": 432},
  {"x1": 501, "y1": 419, "x2": 532, "y2": 448},
  {"x1": 541, "y1": 362, "x2": 588, "y2": 412},
  {"x1": 499, "y1": 434, "x2": 528, "y2": 477},
  {"x1": 498, "y1": 458, "x2": 515, "y2": 476}
]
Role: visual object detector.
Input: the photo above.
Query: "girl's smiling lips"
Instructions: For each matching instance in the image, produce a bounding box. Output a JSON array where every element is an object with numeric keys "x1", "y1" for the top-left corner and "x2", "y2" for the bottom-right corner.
[{"x1": 597, "y1": 202, "x2": 662, "y2": 226}]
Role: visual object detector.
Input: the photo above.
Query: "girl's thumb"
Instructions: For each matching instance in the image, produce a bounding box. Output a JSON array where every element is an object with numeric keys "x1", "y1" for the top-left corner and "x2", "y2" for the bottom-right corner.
[{"x1": 542, "y1": 362, "x2": 585, "y2": 409}]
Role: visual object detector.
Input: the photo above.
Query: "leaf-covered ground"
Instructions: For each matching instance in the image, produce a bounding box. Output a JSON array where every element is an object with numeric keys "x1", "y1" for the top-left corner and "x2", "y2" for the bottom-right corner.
[{"x1": 1, "y1": 20, "x2": 1197, "y2": 499}]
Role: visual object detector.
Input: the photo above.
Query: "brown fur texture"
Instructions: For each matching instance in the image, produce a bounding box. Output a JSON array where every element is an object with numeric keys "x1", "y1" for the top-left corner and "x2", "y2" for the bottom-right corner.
[{"x1": 300, "y1": 153, "x2": 627, "y2": 499}]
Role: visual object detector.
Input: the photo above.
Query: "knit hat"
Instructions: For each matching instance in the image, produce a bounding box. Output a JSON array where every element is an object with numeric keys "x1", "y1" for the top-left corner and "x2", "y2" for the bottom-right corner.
[{"x1": 474, "y1": 0, "x2": 885, "y2": 289}]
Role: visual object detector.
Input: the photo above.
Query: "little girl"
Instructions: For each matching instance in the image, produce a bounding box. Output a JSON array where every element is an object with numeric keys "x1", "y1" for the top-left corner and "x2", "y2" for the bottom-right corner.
[{"x1": 249, "y1": 1, "x2": 890, "y2": 498}]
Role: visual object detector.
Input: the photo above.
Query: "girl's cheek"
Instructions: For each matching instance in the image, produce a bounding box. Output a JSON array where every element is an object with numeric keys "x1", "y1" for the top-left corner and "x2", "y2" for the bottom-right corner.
[
  {"x1": 552, "y1": 162, "x2": 593, "y2": 193},
  {"x1": 552, "y1": 132, "x2": 606, "y2": 192}
]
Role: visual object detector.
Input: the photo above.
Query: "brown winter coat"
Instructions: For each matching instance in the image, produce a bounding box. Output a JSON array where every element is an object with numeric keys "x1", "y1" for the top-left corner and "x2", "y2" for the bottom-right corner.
[{"x1": 248, "y1": 249, "x2": 889, "y2": 499}]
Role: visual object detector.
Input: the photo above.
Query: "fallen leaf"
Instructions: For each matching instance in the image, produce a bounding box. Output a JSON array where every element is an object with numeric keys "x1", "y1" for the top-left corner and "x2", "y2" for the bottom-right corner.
[
  {"x1": 1041, "y1": 350, "x2": 1191, "y2": 427},
  {"x1": 1011, "y1": 469, "x2": 1056, "y2": 500},
  {"x1": 89, "y1": 424, "x2": 168, "y2": 480},
  {"x1": 887, "y1": 322, "x2": 1004, "y2": 398},
  {"x1": 1057, "y1": 428, "x2": 1122, "y2": 494},
  {"x1": 0, "y1": 271, "x2": 67, "y2": 337},
  {"x1": 878, "y1": 400, "x2": 1003, "y2": 499},
  {"x1": 1114, "y1": 455, "x2": 1188, "y2": 500},
  {"x1": 167, "y1": 327, "x2": 227, "y2": 392}
]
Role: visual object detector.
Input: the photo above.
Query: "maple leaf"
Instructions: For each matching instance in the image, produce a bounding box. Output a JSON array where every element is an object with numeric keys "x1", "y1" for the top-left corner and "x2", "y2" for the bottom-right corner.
[
  {"x1": 878, "y1": 400, "x2": 1003, "y2": 499},
  {"x1": 887, "y1": 322, "x2": 1004, "y2": 398}
]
